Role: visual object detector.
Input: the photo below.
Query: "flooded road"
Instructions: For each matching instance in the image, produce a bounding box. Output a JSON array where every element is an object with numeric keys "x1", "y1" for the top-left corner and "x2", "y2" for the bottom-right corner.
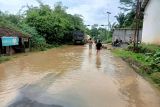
[{"x1": 0, "y1": 45, "x2": 160, "y2": 107}]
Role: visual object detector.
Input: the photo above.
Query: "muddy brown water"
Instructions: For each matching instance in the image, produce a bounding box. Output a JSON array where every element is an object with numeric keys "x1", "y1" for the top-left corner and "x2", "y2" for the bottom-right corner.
[{"x1": 0, "y1": 45, "x2": 160, "y2": 107}]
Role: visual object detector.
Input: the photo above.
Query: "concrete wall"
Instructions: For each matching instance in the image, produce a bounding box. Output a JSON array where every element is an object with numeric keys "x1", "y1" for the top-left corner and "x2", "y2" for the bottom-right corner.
[
  {"x1": 142, "y1": 0, "x2": 160, "y2": 45},
  {"x1": 112, "y1": 29, "x2": 142, "y2": 43}
]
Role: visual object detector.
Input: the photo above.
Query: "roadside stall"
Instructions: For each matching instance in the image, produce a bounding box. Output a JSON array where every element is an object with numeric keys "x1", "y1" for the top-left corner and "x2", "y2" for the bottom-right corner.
[{"x1": 0, "y1": 27, "x2": 30, "y2": 55}]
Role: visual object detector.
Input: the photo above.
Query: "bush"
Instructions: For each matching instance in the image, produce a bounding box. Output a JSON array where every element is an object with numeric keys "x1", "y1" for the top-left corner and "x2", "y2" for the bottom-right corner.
[
  {"x1": 0, "y1": 56, "x2": 10, "y2": 63},
  {"x1": 127, "y1": 44, "x2": 160, "y2": 73},
  {"x1": 112, "y1": 45, "x2": 160, "y2": 88},
  {"x1": 148, "y1": 50, "x2": 160, "y2": 73},
  {"x1": 128, "y1": 44, "x2": 160, "y2": 53},
  {"x1": 150, "y1": 72, "x2": 160, "y2": 85},
  {"x1": 25, "y1": 3, "x2": 85, "y2": 45},
  {"x1": 18, "y1": 23, "x2": 48, "y2": 51},
  {"x1": 127, "y1": 45, "x2": 152, "y2": 53},
  {"x1": 31, "y1": 36, "x2": 47, "y2": 51}
]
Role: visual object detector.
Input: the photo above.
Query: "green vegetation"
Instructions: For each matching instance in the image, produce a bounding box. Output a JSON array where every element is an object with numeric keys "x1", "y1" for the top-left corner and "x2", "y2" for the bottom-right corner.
[
  {"x1": 114, "y1": 0, "x2": 143, "y2": 28},
  {"x1": 18, "y1": 23, "x2": 48, "y2": 51},
  {"x1": 25, "y1": 2, "x2": 85, "y2": 44},
  {"x1": 87, "y1": 26, "x2": 112, "y2": 43},
  {"x1": 0, "y1": 2, "x2": 86, "y2": 51},
  {"x1": 0, "y1": 13, "x2": 29, "y2": 37},
  {"x1": 112, "y1": 49, "x2": 148, "y2": 65},
  {"x1": 0, "y1": 56, "x2": 11, "y2": 63},
  {"x1": 112, "y1": 44, "x2": 160, "y2": 87}
]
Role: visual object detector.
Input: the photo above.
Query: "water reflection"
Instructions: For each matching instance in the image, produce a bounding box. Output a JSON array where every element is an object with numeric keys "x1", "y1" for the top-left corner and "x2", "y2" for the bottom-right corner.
[
  {"x1": 96, "y1": 54, "x2": 101, "y2": 69},
  {"x1": 88, "y1": 49, "x2": 92, "y2": 63}
]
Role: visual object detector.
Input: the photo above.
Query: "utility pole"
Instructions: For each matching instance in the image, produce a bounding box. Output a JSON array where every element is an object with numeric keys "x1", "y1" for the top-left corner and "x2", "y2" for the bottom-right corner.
[
  {"x1": 107, "y1": 11, "x2": 111, "y2": 42},
  {"x1": 134, "y1": 0, "x2": 141, "y2": 50}
]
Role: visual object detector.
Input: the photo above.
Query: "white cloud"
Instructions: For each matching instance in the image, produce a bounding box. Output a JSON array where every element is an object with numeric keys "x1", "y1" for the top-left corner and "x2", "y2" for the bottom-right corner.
[
  {"x1": 0, "y1": 0, "x2": 120, "y2": 25},
  {"x1": 66, "y1": 0, "x2": 120, "y2": 25},
  {"x1": 0, "y1": 0, "x2": 39, "y2": 14}
]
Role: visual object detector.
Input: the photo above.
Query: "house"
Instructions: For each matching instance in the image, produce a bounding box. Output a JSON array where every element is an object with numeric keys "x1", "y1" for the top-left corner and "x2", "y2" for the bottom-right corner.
[
  {"x1": 141, "y1": 0, "x2": 160, "y2": 45},
  {"x1": 0, "y1": 27, "x2": 30, "y2": 55},
  {"x1": 112, "y1": 28, "x2": 142, "y2": 44}
]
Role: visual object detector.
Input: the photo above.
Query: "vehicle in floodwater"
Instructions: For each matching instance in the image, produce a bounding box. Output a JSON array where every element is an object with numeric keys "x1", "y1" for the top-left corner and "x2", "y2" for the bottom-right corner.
[{"x1": 72, "y1": 31, "x2": 85, "y2": 45}]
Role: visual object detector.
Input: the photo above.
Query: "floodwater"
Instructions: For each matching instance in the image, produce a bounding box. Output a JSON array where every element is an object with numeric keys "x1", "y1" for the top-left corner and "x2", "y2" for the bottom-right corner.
[{"x1": 0, "y1": 45, "x2": 160, "y2": 107}]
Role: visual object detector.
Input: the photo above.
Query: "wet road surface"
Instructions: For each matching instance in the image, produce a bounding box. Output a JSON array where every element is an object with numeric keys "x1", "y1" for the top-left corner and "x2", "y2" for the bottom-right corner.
[{"x1": 0, "y1": 45, "x2": 160, "y2": 107}]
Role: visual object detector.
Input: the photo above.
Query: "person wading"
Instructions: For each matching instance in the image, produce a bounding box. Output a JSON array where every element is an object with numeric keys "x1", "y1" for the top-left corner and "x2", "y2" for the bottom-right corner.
[
  {"x1": 96, "y1": 40, "x2": 102, "y2": 54},
  {"x1": 88, "y1": 38, "x2": 93, "y2": 49}
]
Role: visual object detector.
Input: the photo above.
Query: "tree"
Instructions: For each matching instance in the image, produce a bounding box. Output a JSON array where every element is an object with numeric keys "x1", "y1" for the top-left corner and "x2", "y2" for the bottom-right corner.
[
  {"x1": 90, "y1": 26, "x2": 99, "y2": 39},
  {"x1": 115, "y1": 0, "x2": 141, "y2": 28},
  {"x1": 115, "y1": 13, "x2": 126, "y2": 28},
  {"x1": 25, "y1": 2, "x2": 86, "y2": 44}
]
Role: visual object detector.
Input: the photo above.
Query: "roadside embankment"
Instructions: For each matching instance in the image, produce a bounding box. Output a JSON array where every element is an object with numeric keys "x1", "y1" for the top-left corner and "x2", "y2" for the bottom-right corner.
[{"x1": 111, "y1": 44, "x2": 160, "y2": 89}]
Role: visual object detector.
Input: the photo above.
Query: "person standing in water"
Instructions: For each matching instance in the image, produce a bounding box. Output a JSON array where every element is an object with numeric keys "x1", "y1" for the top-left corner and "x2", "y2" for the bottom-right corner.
[
  {"x1": 88, "y1": 38, "x2": 93, "y2": 49},
  {"x1": 96, "y1": 40, "x2": 102, "y2": 54}
]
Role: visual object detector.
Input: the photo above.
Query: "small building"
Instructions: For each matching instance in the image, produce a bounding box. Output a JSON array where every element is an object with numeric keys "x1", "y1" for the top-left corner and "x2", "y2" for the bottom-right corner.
[
  {"x1": 0, "y1": 27, "x2": 30, "y2": 55},
  {"x1": 141, "y1": 0, "x2": 160, "y2": 45},
  {"x1": 112, "y1": 28, "x2": 142, "y2": 44}
]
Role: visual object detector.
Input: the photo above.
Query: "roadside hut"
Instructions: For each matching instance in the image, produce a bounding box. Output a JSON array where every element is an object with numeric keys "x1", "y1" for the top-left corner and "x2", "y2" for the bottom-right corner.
[{"x1": 0, "y1": 27, "x2": 30, "y2": 55}]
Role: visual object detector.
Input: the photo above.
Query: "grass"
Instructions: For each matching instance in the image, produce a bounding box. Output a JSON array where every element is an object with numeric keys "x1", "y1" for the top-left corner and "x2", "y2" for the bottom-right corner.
[
  {"x1": 0, "y1": 56, "x2": 11, "y2": 63},
  {"x1": 140, "y1": 44, "x2": 160, "y2": 52},
  {"x1": 112, "y1": 44, "x2": 160, "y2": 88},
  {"x1": 112, "y1": 49, "x2": 149, "y2": 65}
]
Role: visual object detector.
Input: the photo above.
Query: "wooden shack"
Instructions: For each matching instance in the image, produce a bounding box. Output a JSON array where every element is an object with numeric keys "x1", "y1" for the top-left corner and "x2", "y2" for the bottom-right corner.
[{"x1": 0, "y1": 27, "x2": 30, "y2": 55}]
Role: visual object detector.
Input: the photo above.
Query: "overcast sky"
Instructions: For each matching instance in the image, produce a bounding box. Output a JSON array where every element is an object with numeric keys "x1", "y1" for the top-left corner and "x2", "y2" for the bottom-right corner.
[{"x1": 0, "y1": 0, "x2": 121, "y2": 26}]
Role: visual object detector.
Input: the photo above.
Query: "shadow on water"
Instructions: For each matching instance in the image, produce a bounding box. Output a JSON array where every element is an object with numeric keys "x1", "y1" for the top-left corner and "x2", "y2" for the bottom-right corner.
[
  {"x1": 8, "y1": 97, "x2": 63, "y2": 107},
  {"x1": 8, "y1": 73, "x2": 64, "y2": 107}
]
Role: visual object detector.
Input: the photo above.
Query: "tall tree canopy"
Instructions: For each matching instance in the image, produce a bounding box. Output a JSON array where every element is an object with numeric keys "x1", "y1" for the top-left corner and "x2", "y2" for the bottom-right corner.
[
  {"x1": 115, "y1": 0, "x2": 138, "y2": 28},
  {"x1": 115, "y1": 13, "x2": 126, "y2": 28},
  {"x1": 25, "y1": 2, "x2": 85, "y2": 44}
]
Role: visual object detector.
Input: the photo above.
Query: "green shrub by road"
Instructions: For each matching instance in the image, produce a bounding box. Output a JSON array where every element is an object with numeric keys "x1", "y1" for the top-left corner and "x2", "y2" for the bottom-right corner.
[
  {"x1": 151, "y1": 72, "x2": 160, "y2": 85},
  {"x1": 112, "y1": 44, "x2": 160, "y2": 87},
  {"x1": 0, "y1": 56, "x2": 11, "y2": 63}
]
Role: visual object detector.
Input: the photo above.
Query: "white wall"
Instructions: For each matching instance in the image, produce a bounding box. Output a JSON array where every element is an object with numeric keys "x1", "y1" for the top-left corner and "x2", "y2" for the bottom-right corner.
[
  {"x1": 112, "y1": 29, "x2": 142, "y2": 43},
  {"x1": 142, "y1": 0, "x2": 160, "y2": 45}
]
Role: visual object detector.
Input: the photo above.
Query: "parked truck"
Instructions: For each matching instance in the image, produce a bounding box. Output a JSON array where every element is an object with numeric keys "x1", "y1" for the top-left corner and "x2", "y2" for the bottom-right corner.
[{"x1": 72, "y1": 31, "x2": 85, "y2": 45}]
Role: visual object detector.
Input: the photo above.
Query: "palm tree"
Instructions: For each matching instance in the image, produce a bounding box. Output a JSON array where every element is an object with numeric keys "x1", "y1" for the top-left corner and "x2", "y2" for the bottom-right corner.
[{"x1": 115, "y1": 13, "x2": 126, "y2": 28}]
